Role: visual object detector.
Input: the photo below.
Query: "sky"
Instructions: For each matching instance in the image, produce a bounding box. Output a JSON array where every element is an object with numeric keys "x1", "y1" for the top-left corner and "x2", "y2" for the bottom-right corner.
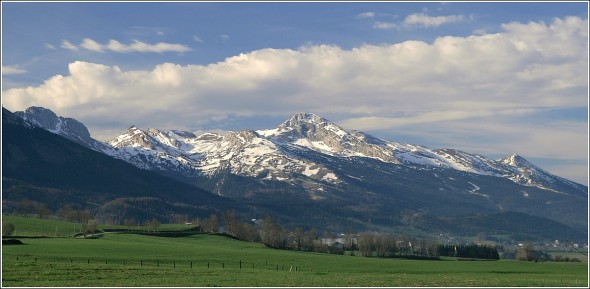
[{"x1": 1, "y1": 1, "x2": 588, "y2": 185}]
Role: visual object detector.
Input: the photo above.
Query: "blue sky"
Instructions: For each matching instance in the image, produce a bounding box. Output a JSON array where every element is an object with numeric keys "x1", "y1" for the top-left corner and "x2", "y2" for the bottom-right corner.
[{"x1": 2, "y1": 1, "x2": 588, "y2": 185}]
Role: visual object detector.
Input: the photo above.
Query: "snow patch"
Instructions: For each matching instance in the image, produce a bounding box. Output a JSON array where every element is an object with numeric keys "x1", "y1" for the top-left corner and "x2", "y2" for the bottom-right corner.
[{"x1": 303, "y1": 166, "x2": 320, "y2": 177}]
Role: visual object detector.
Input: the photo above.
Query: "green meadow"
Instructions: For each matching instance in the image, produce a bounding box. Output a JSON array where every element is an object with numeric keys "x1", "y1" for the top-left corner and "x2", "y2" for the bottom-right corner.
[{"x1": 2, "y1": 216, "x2": 588, "y2": 287}]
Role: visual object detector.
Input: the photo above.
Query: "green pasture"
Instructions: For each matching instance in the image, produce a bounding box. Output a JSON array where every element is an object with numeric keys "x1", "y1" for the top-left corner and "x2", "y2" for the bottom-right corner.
[
  {"x1": 1, "y1": 215, "x2": 194, "y2": 237},
  {"x1": 2, "y1": 216, "x2": 588, "y2": 286},
  {"x1": 3, "y1": 233, "x2": 588, "y2": 287},
  {"x1": 2, "y1": 215, "x2": 85, "y2": 237}
]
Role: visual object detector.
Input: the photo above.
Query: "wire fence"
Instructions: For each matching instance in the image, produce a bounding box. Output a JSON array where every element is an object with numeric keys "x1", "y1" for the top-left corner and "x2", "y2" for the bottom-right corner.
[{"x1": 8, "y1": 254, "x2": 314, "y2": 273}]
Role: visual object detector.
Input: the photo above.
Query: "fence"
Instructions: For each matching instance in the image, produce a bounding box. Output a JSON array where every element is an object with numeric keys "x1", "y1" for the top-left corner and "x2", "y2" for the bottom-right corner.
[{"x1": 8, "y1": 255, "x2": 313, "y2": 273}]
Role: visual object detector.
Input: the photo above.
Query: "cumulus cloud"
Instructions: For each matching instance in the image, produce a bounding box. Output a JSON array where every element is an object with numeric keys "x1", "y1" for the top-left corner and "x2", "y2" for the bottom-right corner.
[
  {"x1": 403, "y1": 13, "x2": 465, "y2": 27},
  {"x1": 3, "y1": 17, "x2": 587, "y2": 183},
  {"x1": 2, "y1": 65, "x2": 27, "y2": 75},
  {"x1": 61, "y1": 38, "x2": 192, "y2": 53},
  {"x1": 45, "y1": 43, "x2": 56, "y2": 50}
]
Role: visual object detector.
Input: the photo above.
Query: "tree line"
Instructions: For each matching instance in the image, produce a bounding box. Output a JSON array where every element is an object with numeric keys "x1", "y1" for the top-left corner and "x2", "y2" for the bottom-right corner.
[
  {"x1": 437, "y1": 244, "x2": 500, "y2": 260},
  {"x1": 6, "y1": 201, "x2": 503, "y2": 260}
]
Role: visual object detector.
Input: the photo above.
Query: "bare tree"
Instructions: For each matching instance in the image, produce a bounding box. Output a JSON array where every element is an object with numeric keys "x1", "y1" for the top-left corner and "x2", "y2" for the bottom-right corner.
[
  {"x1": 82, "y1": 219, "x2": 98, "y2": 238},
  {"x1": 358, "y1": 232, "x2": 376, "y2": 257},
  {"x1": 149, "y1": 218, "x2": 161, "y2": 232},
  {"x1": 260, "y1": 215, "x2": 274, "y2": 245},
  {"x1": 77, "y1": 209, "x2": 92, "y2": 224},
  {"x1": 517, "y1": 242, "x2": 536, "y2": 261},
  {"x1": 124, "y1": 218, "x2": 136, "y2": 230},
  {"x1": 259, "y1": 215, "x2": 287, "y2": 248},
  {"x1": 3, "y1": 223, "x2": 16, "y2": 237},
  {"x1": 302, "y1": 228, "x2": 318, "y2": 251},
  {"x1": 207, "y1": 213, "x2": 218, "y2": 233},
  {"x1": 235, "y1": 221, "x2": 259, "y2": 242},
  {"x1": 221, "y1": 210, "x2": 239, "y2": 236},
  {"x1": 174, "y1": 214, "x2": 188, "y2": 224},
  {"x1": 36, "y1": 203, "x2": 51, "y2": 219},
  {"x1": 17, "y1": 199, "x2": 34, "y2": 217},
  {"x1": 293, "y1": 227, "x2": 305, "y2": 250}
]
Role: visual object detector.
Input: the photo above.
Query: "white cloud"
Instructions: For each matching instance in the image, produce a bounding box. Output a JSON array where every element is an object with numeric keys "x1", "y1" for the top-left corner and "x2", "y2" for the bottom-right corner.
[
  {"x1": 61, "y1": 40, "x2": 79, "y2": 50},
  {"x1": 373, "y1": 21, "x2": 397, "y2": 30},
  {"x1": 80, "y1": 38, "x2": 104, "y2": 52},
  {"x1": 403, "y1": 13, "x2": 465, "y2": 28},
  {"x1": 220, "y1": 34, "x2": 230, "y2": 42},
  {"x1": 356, "y1": 12, "x2": 375, "y2": 19},
  {"x1": 193, "y1": 35, "x2": 204, "y2": 43},
  {"x1": 61, "y1": 38, "x2": 192, "y2": 53},
  {"x1": 45, "y1": 43, "x2": 56, "y2": 50},
  {"x1": 2, "y1": 65, "x2": 27, "y2": 75},
  {"x1": 3, "y1": 17, "x2": 587, "y2": 183}
]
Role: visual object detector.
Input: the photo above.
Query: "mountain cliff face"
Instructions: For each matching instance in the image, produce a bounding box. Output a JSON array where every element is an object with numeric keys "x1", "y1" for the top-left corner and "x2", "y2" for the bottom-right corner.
[
  {"x1": 14, "y1": 107, "x2": 114, "y2": 153},
  {"x1": 9, "y1": 107, "x2": 588, "y2": 239}
]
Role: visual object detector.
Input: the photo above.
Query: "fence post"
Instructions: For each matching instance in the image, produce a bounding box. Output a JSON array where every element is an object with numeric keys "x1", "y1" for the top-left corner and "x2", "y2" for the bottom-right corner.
[
  {"x1": 191, "y1": 261, "x2": 193, "y2": 268},
  {"x1": 208, "y1": 262, "x2": 210, "y2": 268},
  {"x1": 88, "y1": 259, "x2": 89, "y2": 264},
  {"x1": 223, "y1": 262, "x2": 224, "y2": 269},
  {"x1": 141, "y1": 260, "x2": 143, "y2": 267},
  {"x1": 240, "y1": 260, "x2": 242, "y2": 269}
]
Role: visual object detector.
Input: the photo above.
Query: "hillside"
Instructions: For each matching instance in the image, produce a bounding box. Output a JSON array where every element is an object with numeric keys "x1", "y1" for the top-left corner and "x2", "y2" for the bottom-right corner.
[{"x1": 2, "y1": 107, "x2": 246, "y2": 223}]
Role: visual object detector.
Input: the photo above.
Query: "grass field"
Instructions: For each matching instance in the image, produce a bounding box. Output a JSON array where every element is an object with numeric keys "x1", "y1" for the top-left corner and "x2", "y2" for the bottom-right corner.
[
  {"x1": 2, "y1": 215, "x2": 84, "y2": 237},
  {"x1": 2, "y1": 216, "x2": 589, "y2": 287},
  {"x1": 1, "y1": 215, "x2": 190, "y2": 237}
]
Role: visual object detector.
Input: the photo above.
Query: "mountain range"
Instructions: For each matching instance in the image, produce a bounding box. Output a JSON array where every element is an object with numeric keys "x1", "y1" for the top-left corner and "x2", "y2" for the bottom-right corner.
[{"x1": 3, "y1": 106, "x2": 588, "y2": 242}]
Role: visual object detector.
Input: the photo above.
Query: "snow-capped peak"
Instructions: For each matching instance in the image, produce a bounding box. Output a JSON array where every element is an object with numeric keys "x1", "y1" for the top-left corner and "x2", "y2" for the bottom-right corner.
[
  {"x1": 109, "y1": 126, "x2": 157, "y2": 149},
  {"x1": 14, "y1": 107, "x2": 585, "y2": 196},
  {"x1": 257, "y1": 113, "x2": 397, "y2": 163},
  {"x1": 14, "y1": 106, "x2": 110, "y2": 152},
  {"x1": 282, "y1": 112, "x2": 327, "y2": 127},
  {"x1": 500, "y1": 154, "x2": 530, "y2": 167}
]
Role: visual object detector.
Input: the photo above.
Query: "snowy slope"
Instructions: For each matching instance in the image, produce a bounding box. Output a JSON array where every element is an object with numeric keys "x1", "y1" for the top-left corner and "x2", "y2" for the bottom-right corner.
[{"x1": 14, "y1": 107, "x2": 587, "y2": 196}]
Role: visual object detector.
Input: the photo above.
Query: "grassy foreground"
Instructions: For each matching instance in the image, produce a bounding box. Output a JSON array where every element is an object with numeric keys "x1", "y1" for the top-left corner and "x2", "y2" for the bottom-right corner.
[{"x1": 2, "y1": 232, "x2": 588, "y2": 287}]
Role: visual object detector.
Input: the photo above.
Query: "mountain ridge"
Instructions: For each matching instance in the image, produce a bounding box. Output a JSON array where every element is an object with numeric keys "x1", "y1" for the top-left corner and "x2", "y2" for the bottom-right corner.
[
  {"x1": 12, "y1": 108, "x2": 587, "y2": 195},
  {"x1": 7, "y1": 106, "x2": 587, "y2": 239}
]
